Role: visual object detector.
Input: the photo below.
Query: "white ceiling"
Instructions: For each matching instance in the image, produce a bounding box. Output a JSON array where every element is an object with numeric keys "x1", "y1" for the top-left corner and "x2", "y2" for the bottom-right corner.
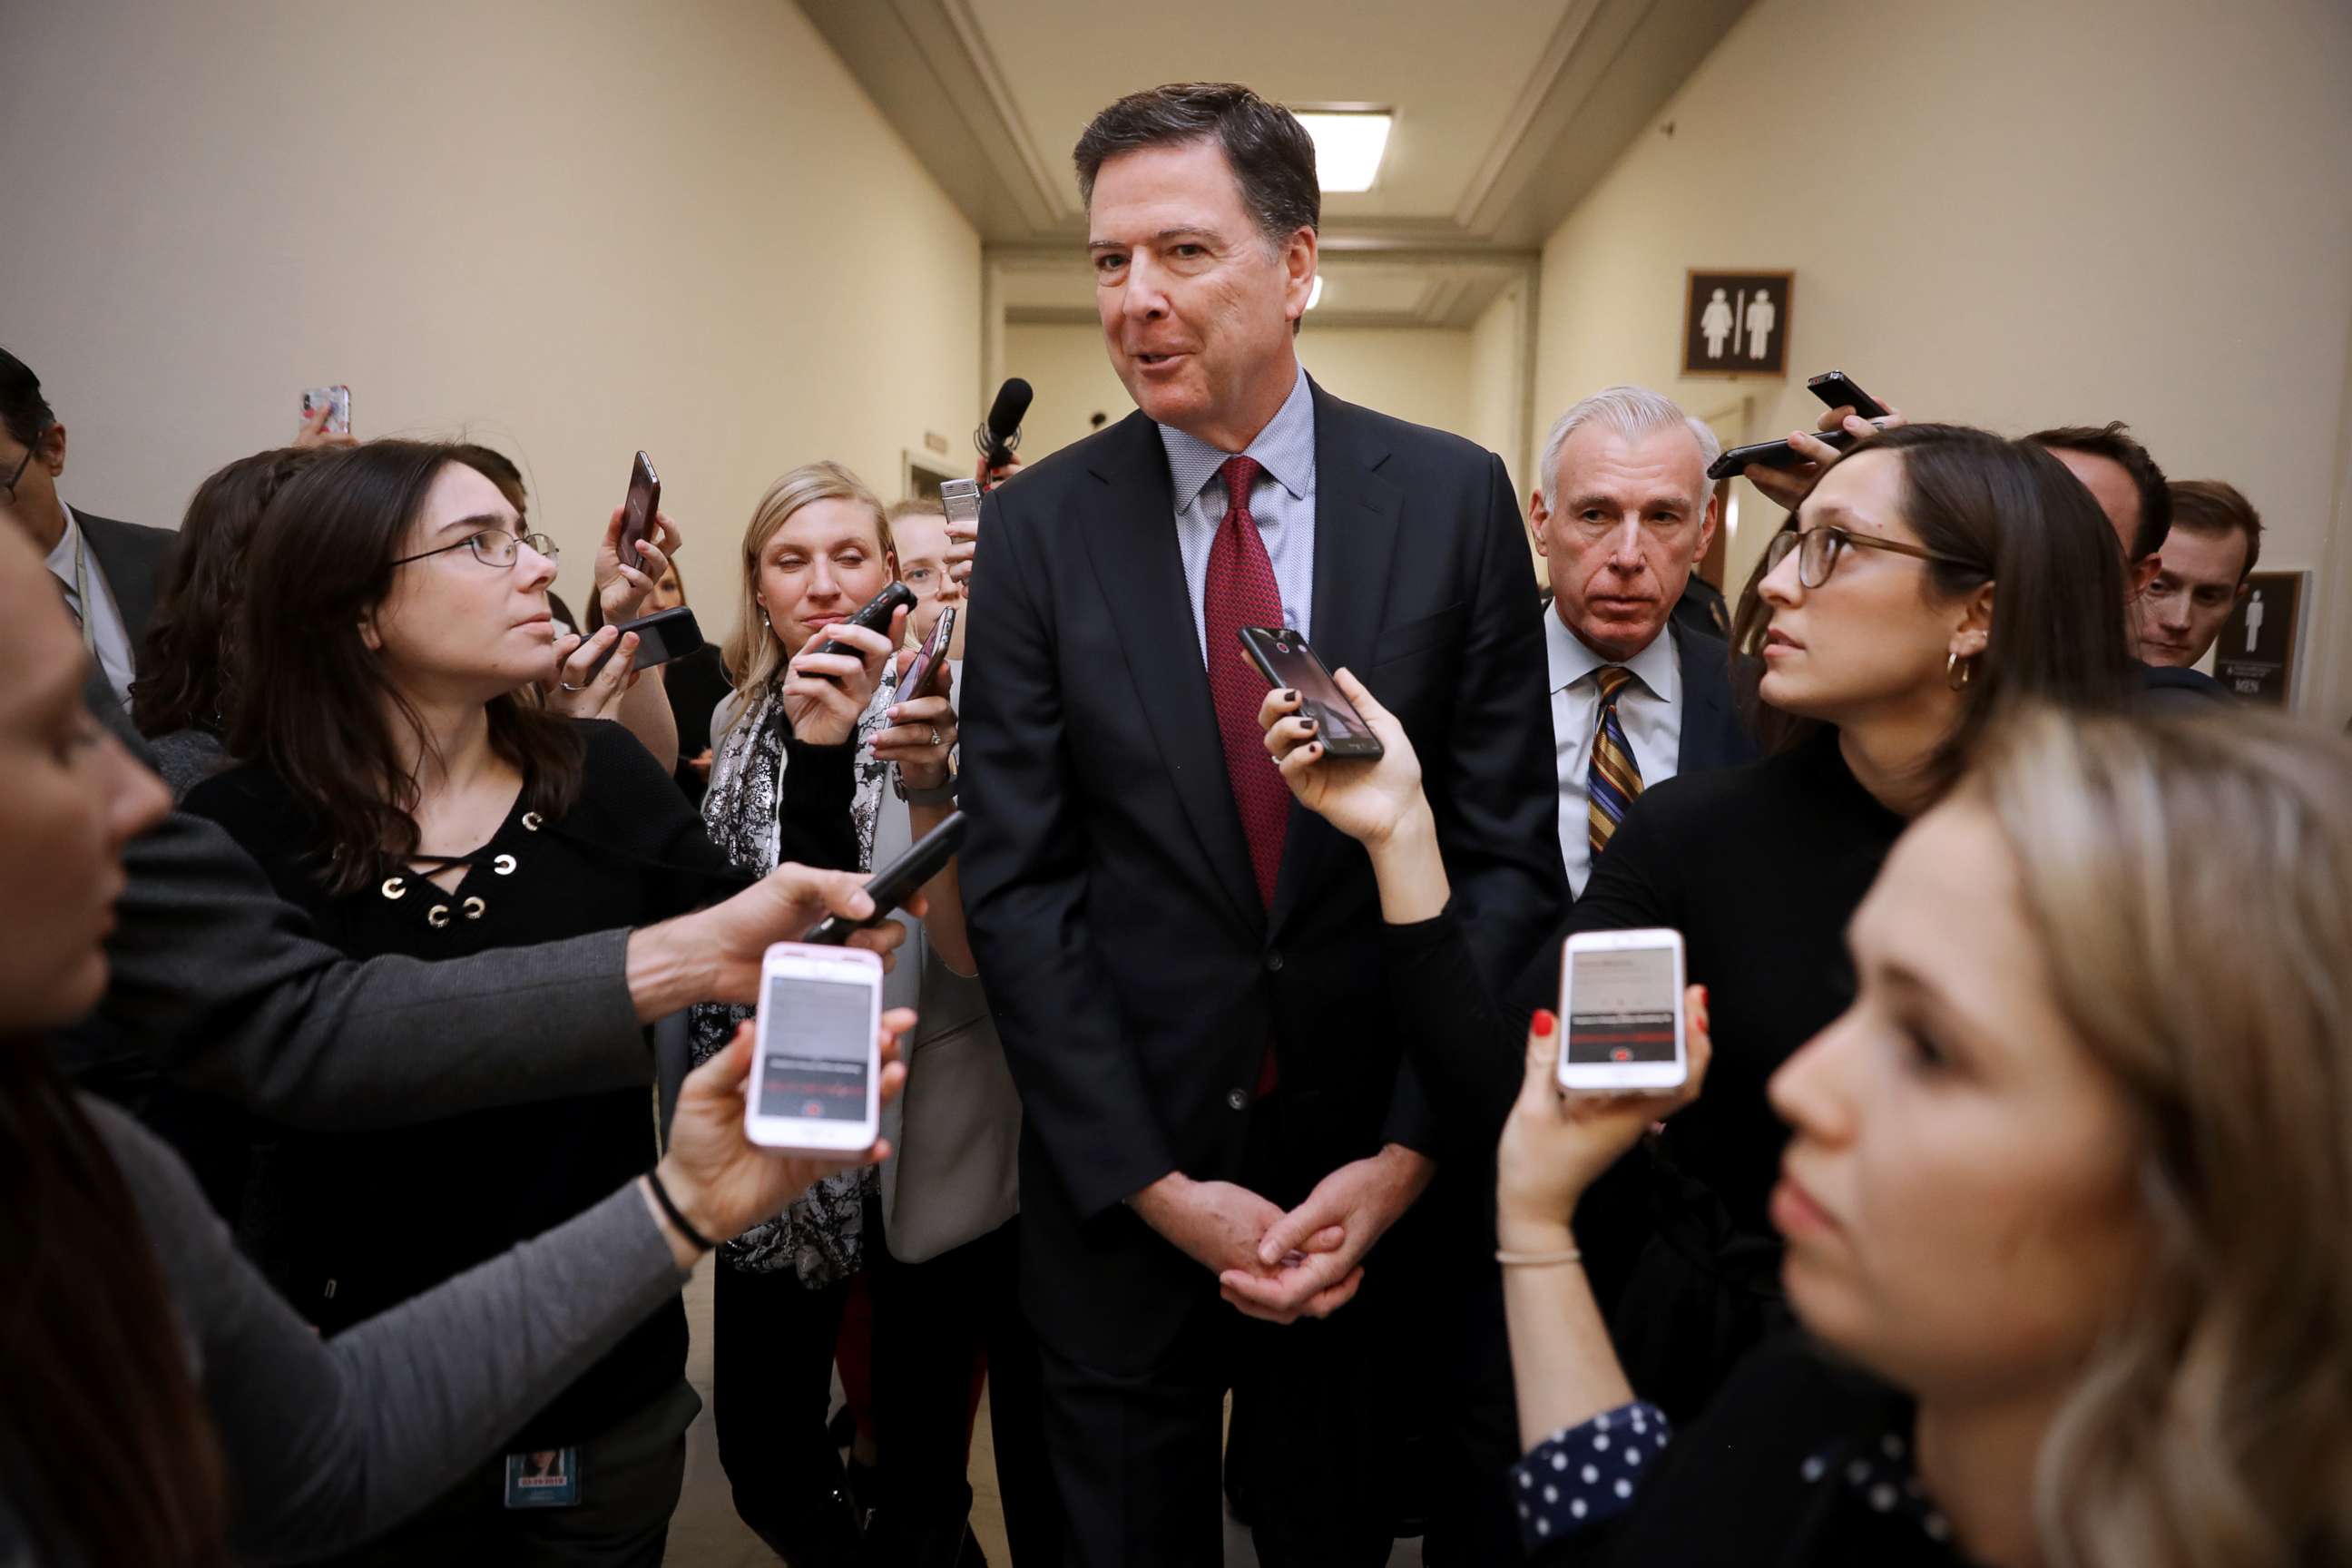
[{"x1": 799, "y1": 0, "x2": 1754, "y2": 325}]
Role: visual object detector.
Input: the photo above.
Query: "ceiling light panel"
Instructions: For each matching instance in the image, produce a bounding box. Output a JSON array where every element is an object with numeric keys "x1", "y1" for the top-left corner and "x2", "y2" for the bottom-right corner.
[{"x1": 1297, "y1": 112, "x2": 1392, "y2": 194}]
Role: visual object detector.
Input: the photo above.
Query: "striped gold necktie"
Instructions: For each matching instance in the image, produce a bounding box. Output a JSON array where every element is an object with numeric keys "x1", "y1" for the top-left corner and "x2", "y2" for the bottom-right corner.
[{"x1": 1587, "y1": 665, "x2": 1644, "y2": 858}]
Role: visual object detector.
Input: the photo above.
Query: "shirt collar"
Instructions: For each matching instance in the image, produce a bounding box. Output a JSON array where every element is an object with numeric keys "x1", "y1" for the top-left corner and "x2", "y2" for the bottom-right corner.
[
  {"x1": 1157, "y1": 365, "x2": 1316, "y2": 508},
  {"x1": 44, "y1": 500, "x2": 83, "y2": 577},
  {"x1": 1544, "y1": 607, "x2": 1681, "y2": 707}
]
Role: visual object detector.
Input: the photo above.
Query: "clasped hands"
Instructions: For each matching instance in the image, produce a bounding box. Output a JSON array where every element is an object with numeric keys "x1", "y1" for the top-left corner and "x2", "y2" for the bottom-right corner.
[{"x1": 1132, "y1": 1144, "x2": 1435, "y2": 1326}]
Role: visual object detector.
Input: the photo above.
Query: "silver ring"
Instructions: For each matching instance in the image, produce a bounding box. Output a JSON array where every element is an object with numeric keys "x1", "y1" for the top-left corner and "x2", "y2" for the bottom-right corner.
[
  {"x1": 559, "y1": 681, "x2": 586, "y2": 692},
  {"x1": 928, "y1": 727, "x2": 943, "y2": 747}
]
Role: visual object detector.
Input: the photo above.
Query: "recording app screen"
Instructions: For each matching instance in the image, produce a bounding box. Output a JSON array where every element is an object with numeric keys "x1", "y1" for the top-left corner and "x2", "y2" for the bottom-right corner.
[
  {"x1": 758, "y1": 975, "x2": 873, "y2": 1122},
  {"x1": 1566, "y1": 946, "x2": 1678, "y2": 1064},
  {"x1": 1265, "y1": 645, "x2": 1369, "y2": 744}
]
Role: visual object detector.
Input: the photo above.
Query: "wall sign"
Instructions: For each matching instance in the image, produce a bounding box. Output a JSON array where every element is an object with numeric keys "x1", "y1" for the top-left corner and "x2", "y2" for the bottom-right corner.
[
  {"x1": 1683, "y1": 270, "x2": 1792, "y2": 377},
  {"x1": 2213, "y1": 569, "x2": 2306, "y2": 706}
]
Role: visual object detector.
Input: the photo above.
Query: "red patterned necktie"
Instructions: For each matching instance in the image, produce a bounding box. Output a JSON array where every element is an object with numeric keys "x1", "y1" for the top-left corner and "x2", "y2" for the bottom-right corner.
[{"x1": 1201, "y1": 455, "x2": 1290, "y2": 910}]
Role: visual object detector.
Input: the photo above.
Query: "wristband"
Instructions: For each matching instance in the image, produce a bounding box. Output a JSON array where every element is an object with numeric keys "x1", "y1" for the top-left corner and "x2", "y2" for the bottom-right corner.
[
  {"x1": 645, "y1": 1169, "x2": 715, "y2": 1252},
  {"x1": 892, "y1": 763, "x2": 958, "y2": 806},
  {"x1": 1494, "y1": 1247, "x2": 1583, "y2": 1268}
]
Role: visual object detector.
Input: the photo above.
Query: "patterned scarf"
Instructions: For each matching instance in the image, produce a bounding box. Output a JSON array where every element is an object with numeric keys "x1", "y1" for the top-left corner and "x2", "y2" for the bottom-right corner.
[{"x1": 691, "y1": 668, "x2": 897, "y2": 1284}]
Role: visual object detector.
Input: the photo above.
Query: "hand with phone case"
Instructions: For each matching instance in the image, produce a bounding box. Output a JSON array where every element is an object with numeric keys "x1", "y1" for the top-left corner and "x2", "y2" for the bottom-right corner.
[
  {"x1": 1737, "y1": 372, "x2": 1910, "y2": 510},
  {"x1": 1255, "y1": 663, "x2": 1429, "y2": 849},
  {"x1": 595, "y1": 454, "x2": 681, "y2": 627},
  {"x1": 869, "y1": 611, "x2": 958, "y2": 795},
  {"x1": 782, "y1": 594, "x2": 905, "y2": 748}
]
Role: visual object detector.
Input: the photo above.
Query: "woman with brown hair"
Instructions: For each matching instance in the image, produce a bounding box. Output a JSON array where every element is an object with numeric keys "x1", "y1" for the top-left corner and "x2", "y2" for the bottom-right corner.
[
  {"x1": 1250, "y1": 425, "x2": 2137, "y2": 1413},
  {"x1": 0, "y1": 513, "x2": 912, "y2": 1565},
  {"x1": 174, "y1": 439, "x2": 753, "y2": 1563},
  {"x1": 1494, "y1": 704, "x2": 2352, "y2": 1565}
]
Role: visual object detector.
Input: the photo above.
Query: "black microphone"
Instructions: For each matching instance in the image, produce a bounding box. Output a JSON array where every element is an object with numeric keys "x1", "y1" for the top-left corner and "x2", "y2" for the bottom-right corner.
[{"x1": 975, "y1": 377, "x2": 1033, "y2": 469}]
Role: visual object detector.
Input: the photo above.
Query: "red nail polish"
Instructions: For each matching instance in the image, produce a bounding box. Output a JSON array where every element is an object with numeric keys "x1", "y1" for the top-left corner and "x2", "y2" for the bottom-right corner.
[{"x1": 1532, "y1": 1009, "x2": 1556, "y2": 1037}]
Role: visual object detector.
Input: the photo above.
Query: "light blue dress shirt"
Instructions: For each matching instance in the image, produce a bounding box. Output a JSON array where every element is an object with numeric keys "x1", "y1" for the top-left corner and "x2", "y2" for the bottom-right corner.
[{"x1": 1157, "y1": 366, "x2": 1318, "y2": 667}]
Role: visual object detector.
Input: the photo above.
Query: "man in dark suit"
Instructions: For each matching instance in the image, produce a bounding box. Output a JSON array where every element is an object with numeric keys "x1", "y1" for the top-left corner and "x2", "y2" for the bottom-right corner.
[
  {"x1": 956, "y1": 84, "x2": 1563, "y2": 1564},
  {"x1": 1, "y1": 347, "x2": 176, "y2": 706},
  {"x1": 1527, "y1": 387, "x2": 1757, "y2": 899}
]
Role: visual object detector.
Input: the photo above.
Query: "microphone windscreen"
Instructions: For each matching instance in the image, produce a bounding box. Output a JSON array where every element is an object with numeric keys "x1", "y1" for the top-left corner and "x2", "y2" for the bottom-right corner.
[{"x1": 985, "y1": 377, "x2": 1034, "y2": 440}]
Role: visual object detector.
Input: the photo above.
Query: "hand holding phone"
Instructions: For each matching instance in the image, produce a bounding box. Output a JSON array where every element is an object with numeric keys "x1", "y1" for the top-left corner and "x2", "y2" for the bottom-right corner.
[
  {"x1": 897, "y1": 606, "x2": 956, "y2": 704},
  {"x1": 802, "y1": 813, "x2": 965, "y2": 945},
  {"x1": 1805, "y1": 371, "x2": 1890, "y2": 421},
  {"x1": 745, "y1": 944, "x2": 886, "y2": 1154},
  {"x1": 577, "y1": 605, "x2": 703, "y2": 685},
  {"x1": 813, "y1": 583, "x2": 918, "y2": 662},
  {"x1": 942, "y1": 478, "x2": 982, "y2": 590},
  {"x1": 1237, "y1": 628, "x2": 1383, "y2": 760}
]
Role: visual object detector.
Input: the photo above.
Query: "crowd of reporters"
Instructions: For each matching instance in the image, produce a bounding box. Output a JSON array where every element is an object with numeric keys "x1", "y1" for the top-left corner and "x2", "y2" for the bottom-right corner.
[{"x1": 2, "y1": 73, "x2": 2347, "y2": 1568}]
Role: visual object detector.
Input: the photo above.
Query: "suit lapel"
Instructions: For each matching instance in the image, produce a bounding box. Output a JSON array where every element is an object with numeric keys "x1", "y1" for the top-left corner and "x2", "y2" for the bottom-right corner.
[
  {"x1": 1673, "y1": 622, "x2": 1728, "y2": 772},
  {"x1": 1269, "y1": 386, "x2": 1403, "y2": 937},
  {"x1": 1077, "y1": 414, "x2": 1263, "y2": 936},
  {"x1": 78, "y1": 514, "x2": 162, "y2": 642}
]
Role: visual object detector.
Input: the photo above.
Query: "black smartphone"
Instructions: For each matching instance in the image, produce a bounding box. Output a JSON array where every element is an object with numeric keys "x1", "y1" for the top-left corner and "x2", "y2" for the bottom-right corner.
[
  {"x1": 1237, "y1": 626, "x2": 1384, "y2": 760},
  {"x1": 579, "y1": 605, "x2": 703, "y2": 683},
  {"x1": 802, "y1": 812, "x2": 968, "y2": 945},
  {"x1": 813, "y1": 582, "x2": 918, "y2": 660},
  {"x1": 1805, "y1": 371, "x2": 1890, "y2": 421},
  {"x1": 898, "y1": 606, "x2": 956, "y2": 703},
  {"x1": 1706, "y1": 426, "x2": 1860, "y2": 483},
  {"x1": 620, "y1": 452, "x2": 661, "y2": 573}
]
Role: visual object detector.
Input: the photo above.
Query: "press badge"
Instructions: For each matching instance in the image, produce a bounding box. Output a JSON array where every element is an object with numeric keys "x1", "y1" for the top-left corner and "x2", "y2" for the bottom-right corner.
[{"x1": 504, "y1": 1447, "x2": 582, "y2": 1508}]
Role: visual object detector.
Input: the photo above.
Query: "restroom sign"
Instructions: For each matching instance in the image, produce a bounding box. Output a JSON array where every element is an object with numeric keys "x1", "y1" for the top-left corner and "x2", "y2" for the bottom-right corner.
[
  {"x1": 1683, "y1": 270, "x2": 1792, "y2": 377},
  {"x1": 2214, "y1": 570, "x2": 2306, "y2": 707}
]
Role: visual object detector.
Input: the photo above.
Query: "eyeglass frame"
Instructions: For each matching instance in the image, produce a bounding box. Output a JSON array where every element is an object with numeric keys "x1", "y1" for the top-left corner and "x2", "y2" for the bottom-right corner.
[
  {"x1": 390, "y1": 528, "x2": 563, "y2": 570},
  {"x1": 1764, "y1": 524, "x2": 1984, "y2": 589},
  {"x1": 3, "y1": 424, "x2": 53, "y2": 505}
]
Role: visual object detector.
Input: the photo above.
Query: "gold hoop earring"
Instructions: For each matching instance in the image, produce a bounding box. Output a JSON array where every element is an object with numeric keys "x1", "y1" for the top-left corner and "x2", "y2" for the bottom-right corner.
[{"x1": 1946, "y1": 652, "x2": 1974, "y2": 691}]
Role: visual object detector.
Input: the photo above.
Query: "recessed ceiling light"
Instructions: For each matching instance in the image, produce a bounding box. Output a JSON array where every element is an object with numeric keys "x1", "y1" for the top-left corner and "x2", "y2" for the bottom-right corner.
[
  {"x1": 1307, "y1": 276, "x2": 1326, "y2": 310},
  {"x1": 1297, "y1": 112, "x2": 1392, "y2": 193}
]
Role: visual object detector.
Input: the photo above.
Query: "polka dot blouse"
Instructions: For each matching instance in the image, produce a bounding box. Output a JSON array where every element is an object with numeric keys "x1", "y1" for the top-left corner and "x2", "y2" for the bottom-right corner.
[{"x1": 1511, "y1": 1401, "x2": 1673, "y2": 1547}]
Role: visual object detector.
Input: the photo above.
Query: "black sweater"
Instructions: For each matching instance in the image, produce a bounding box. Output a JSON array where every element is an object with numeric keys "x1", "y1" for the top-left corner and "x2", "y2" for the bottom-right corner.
[
  {"x1": 1383, "y1": 730, "x2": 1906, "y2": 1414},
  {"x1": 181, "y1": 720, "x2": 749, "y2": 1448}
]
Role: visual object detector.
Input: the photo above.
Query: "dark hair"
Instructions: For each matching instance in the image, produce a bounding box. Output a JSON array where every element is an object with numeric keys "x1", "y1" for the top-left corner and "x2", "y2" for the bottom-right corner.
[
  {"x1": 132, "y1": 446, "x2": 328, "y2": 740},
  {"x1": 448, "y1": 441, "x2": 528, "y2": 517},
  {"x1": 0, "y1": 1046, "x2": 230, "y2": 1566},
  {"x1": 2029, "y1": 420, "x2": 2171, "y2": 561},
  {"x1": 1729, "y1": 423, "x2": 2135, "y2": 800},
  {"x1": 2165, "y1": 478, "x2": 2263, "y2": 580},
  {"x1": 0, "y1": 345, "x2": 57, "y2": 448},
  {"x1": 1073, "y1": 83, "x2": 1321, "y2": 249},
  {"x1": 228, "y1": 440, "x2": 583, "y2": 894}
]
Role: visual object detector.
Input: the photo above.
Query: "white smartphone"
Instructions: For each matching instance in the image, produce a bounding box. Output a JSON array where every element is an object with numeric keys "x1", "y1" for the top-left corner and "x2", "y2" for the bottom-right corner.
[
  {"x1": 744, "y1": 942, "x2": 883, "y2": 1153},
  {"x1": 1555, "y1": 928, "x2": 1688, "y2": 1093}
]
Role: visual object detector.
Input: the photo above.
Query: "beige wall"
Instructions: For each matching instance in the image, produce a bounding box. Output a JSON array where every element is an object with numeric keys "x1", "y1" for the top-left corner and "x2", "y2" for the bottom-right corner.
[
  {"x1": 0, "y1": 0, "x2": 981, "y2": 621},
  {"x1": 1000, "y1": 319, "x2": 1483, "y2": 463},
  {"x1": 1467, "y1": 281, "x2": 1531, "y2": 501},
  {"x1": 1531, "y1": 0, "x2": 2352, "y2": 719}
]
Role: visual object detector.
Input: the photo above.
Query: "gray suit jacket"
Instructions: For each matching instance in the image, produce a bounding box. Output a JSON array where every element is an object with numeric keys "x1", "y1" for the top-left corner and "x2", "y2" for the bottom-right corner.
[{"x1": 64, "y1": 673, "x2": 654, "y2": 1127}]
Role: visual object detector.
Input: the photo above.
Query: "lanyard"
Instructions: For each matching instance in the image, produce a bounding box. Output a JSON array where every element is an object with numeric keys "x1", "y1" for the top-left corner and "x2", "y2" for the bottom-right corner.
[{"x1": 68, "y1": 522, "x2": 97, "y2": 657}]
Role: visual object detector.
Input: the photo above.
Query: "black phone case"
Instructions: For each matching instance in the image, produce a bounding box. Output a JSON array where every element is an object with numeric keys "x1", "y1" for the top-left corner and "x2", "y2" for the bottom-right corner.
[
  {"x1": 581, "y1": 606, "x2": 701, "y2": 682},
  {"x1": 802, "y1": 812, "x2": 968, "y2": 945},
  {"x1": 1236, "y1": 628, "x2": 1384, "y2": 760},
  {"x1": 814, "y1": 583, "x2": 918, "y2": 659},
  {"x1": 1804, "y1": 371, "x2": 1889, "y2": 420},
  {"x1": 1706, "y1": 426, "x2": 1859, "y2": 482}
]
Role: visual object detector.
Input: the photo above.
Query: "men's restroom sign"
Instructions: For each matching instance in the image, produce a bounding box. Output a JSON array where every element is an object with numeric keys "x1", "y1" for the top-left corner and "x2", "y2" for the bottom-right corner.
[
  {"x1": 2214, "y1": 570, "x2": 2306, "y2": 707},
  {"x1": 1683, "y1": 270, "x2": 1793, "y2": 377}
]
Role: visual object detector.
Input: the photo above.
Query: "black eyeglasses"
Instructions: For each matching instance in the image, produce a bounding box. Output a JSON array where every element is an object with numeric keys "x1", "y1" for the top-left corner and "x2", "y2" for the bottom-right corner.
[
  {"x1": 1764, "y1": 524, "x2": 1984, "y2": 589},
  {"x1": 3, "y1": 425, "x2": 51, "y2": 505},
  {"x1": 392, "y1": 530, "x2": 561, "y2": 569}
]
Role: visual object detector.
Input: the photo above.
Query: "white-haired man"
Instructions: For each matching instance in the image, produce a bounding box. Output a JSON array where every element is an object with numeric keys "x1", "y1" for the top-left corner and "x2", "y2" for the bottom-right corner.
[{"x1": 1529, "y1": 386, "x2": 1756, "y2": 896}]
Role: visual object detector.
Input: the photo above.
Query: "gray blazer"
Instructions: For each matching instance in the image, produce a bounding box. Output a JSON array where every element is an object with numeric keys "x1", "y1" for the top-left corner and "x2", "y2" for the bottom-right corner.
[{"x1": 63, "y1": 674, "x2": 654, "y2": 1125}]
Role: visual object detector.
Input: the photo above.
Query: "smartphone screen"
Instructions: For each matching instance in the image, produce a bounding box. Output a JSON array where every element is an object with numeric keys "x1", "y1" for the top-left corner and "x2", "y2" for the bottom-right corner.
[
  {"x1": 1239, "y1": 628, "x2": 1382, "y2": 758},
  {"x1": 756, "y1": 970, "x2": 875, "y2": 1122},
  {"x1": 1564, "y1": 944, "x2": 1681, "y2": 1066}
]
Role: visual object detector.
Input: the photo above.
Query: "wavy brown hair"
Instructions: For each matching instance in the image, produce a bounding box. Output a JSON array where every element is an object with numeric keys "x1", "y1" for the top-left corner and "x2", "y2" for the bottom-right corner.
[
  {"x1": 0, "y1": 1044, "x2": 230, "y2": 1565},
  {"x1": 1728, "y1": 423, "x2": 2135, "y2": 802},
  {"x1": 132, "y1": 446, "x2": 328, "y2": 740},
  {"x1": 227, "y1": 440, "x2": 583, "y2": 894},
  {"x1": 1977, "y1": 707, "x2": 2352, "y2": 1566}
]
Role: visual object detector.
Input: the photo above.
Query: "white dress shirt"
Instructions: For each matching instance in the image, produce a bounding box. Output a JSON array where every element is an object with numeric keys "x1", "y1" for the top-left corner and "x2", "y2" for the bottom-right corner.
[
  {"x1": 1158, "y1": 366, "x2": 1318, "y2": 665},
  {"x1": 47, "y1": 501, "x2": 138, "y2": 707},
  {"x1": 1546, "y1": 610, "x2": 1683, "y2": 897}
]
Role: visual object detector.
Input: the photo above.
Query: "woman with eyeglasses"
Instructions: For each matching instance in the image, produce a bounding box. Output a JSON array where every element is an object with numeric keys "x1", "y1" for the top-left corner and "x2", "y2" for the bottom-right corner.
[
  {"x1": 179, "y1": 440, "x2": 753, "y2": 1564},
  {"x1": 1254, "y1": 425, "x2": 2135, "y2": 1416}
]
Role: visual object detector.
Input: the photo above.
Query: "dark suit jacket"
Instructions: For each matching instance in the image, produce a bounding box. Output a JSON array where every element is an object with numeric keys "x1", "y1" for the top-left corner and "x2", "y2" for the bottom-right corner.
[
  {"x1": 1672, "y1": 622, "x2": 1756, "y2": 775},
  {"x1": 2136, "y1": 658, "x2": 2232, "y2": 709},
  {"x1": 958, "y1": 381, "x2": 1565, "y2": 1363},
  {"x1": 76, "y1": 509, "x2": 177, "y2": 650}
]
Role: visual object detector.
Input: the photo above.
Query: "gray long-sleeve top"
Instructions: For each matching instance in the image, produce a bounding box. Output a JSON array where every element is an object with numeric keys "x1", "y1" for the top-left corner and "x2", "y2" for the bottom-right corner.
[{"x1": 64, "y1": 1096, "x2": 691, "y2": 1563}]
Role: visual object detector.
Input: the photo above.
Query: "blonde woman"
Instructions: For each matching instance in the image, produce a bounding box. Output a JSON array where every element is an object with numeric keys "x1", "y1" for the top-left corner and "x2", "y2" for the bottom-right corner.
[
  {"x1": 689, "y1": 462, "x2": 966, "y2": 1563},
  {"x1": 1494, "y1": 705, "x2": 2352, "y2": 1565}
]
